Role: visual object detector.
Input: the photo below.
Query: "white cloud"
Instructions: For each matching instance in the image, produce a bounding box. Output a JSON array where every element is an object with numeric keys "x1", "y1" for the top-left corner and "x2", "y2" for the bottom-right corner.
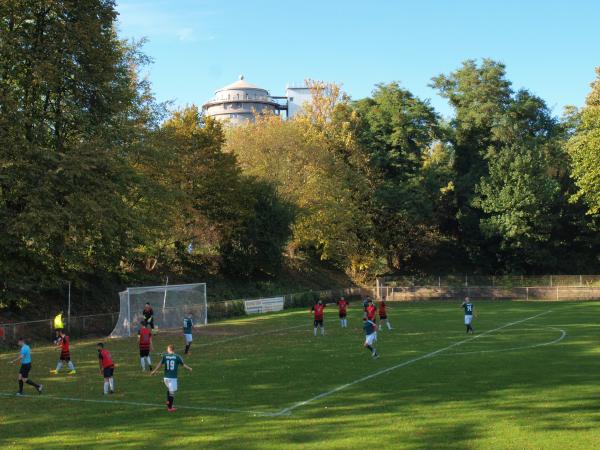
[
  {"x1": 177, "y1": 28, "x2": 196, "y2": 42},
  {"x1": 115, "y1": 0, "x2": 217, "y2": 43}
]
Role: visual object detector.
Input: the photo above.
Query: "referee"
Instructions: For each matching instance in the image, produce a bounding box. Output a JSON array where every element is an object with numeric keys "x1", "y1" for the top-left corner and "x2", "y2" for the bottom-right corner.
[{"x1": 10, "y1": 337, "x2": 43, "y2": 396}]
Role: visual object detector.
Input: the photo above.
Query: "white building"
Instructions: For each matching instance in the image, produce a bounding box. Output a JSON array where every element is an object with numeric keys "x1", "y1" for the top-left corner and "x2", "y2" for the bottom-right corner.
[
  {"x1": 202, "y1": 76, "x2": 313, "y2": 126},
  {"x1": 285, "y1": 84, "x2": 313, "y2": 118},
  {"x1": 202, "y1": 76, "x2": 285, "y2": 126}
]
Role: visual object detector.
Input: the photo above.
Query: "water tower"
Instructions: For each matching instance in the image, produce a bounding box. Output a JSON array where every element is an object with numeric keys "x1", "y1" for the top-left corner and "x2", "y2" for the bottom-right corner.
[{"x1": 202, "y1": 75, "x2": 285, "y2": 126}]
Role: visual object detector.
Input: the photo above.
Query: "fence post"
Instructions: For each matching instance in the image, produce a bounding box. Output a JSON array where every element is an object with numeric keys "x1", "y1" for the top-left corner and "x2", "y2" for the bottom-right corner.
[
  {"x1": 526, "y1": 287, "x2": 529, "y2": 301},
  {"x1": 465, "y1": 274, "x2": 468, "y2": 287},
  {"x1": 556, "y1": 287, "x2": 559, "y2": 301},
  {"x1": 67, "y1": 281, "x2": 72, "y2": 334},
  {"x1": 438, "y1": 276, "x2": 441, "y2": 287},
  {"x1": 550, "y1": 275, "x2": 553, "y2": 287},
  {"x1": 580, "y1": 275, "x2": 583, "y2": 286}
]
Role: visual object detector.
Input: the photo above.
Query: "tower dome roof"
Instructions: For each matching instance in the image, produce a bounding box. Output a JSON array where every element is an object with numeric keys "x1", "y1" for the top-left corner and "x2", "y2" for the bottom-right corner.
[{"x1": 215, "y1": 75, "x2": 267, "y2": 93}]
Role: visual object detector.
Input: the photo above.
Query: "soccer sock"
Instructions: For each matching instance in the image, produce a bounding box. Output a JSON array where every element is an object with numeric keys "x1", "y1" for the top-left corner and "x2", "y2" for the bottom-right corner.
[
  {"x1": 387, "y1": 321, "x2": 392, "y2": 330},
  {"x1": 185, "y1": 344, "x2": 190, "y2": 354},
  {"x1": 26, "y1": 379, "x2": 39, "y2": 389},
  {"x1": 167, "y1": 393, "x2": 174, "y2": 408},
  {"x1": 140, "y1": 358, "x2": 145, "y2": 370},
  {"x1": 321, "y1": 327, "x2": 325, "y2": 336},
  {"x1": 109, "y1": 377, "x2": 114, "y2": 391},
  {"x1": 67, "y1": 361, "x2": 75, "y2": 371},
  {"x1": 55, "y1": 361, "x2": 63, "y2": 371},
  {"x1": 146, "y1": 356, "x2": 152, "y2": 368},
  {"x1": 104, "y1": 381, "x2": 109, "y2": 394},
  {"x1": 366, "y1": 345, "x2": 373, "y2": 352},
  {"x1": 18, "y1": 380, "x2": 24, "y2": 394},
  {"x1": 313, "y1": 327, "x2": 317, "y2": 336}
]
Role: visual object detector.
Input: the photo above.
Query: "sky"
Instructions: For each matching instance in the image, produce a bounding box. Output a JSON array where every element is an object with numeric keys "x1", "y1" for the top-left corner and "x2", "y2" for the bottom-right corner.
[{"x1": 115, "y1": 0, "x2": 600, "y2": 118}]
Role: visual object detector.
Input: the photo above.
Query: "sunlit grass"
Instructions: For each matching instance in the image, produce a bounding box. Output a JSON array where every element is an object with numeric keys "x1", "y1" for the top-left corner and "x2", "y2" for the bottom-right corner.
[{"x1": 1, "y1": 300, "x2": 600, "y2": 449}]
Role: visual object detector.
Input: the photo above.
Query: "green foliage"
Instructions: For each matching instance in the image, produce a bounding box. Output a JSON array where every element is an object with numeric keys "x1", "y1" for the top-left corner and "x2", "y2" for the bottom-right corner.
[
  {"x1": 354, "y1": 83, "x2": 453, "y2": 272},
  {"x1": 567, "y1": 67, "x2": 600, "y2": 215},
  {"x1": 474, "y1": 91, "x2": 562, "y2": 270},
  {"x1": 0, "y1": 0, "x2": 160, "y2": 304}
]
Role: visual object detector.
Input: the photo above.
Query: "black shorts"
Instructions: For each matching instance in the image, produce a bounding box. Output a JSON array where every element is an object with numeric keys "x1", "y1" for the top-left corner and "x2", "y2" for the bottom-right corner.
[
  {"x1": 379, "y1": 314, "x2": 387, "y2": 320},
  {"x1": 103, "y1": 367, "x2": 114, "y2": 378},
  {"x1": 339, "y1": 312, "x2": 347, "y2": 318},
  {"x1": 139, "y1": 349, "x2": 150, "y2": 357},
  {"x1": 143, "y1": 319, "x2": 154, "y2": 329},
  {"x1": 314, "y1": 319, "x2": 323, "y2": 327},
  {"x1": 19, "y1": 363, "x2": 31, "y2": 378},
  {"x1": 60, "y1": 352, "x2": 70, "y2": 361}
]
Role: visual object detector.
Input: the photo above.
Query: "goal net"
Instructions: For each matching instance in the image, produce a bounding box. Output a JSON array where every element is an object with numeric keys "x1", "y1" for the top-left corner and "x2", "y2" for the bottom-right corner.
[{"x1": 109, "y1": 283, "x2": 207, "y2": 338}]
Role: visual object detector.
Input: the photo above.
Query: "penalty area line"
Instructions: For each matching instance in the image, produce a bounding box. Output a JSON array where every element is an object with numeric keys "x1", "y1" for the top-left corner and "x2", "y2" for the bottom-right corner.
[
  {"x1": 273, "y1": 310, "x2": 553, "y2": 417},
  {"x1": 0, "y1": 392, "x2": 277, "y2": 417}
]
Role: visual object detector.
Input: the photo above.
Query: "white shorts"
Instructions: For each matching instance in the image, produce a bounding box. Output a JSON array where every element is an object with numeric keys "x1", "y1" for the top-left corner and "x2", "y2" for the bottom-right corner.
[
  {"x1": 364, "y1": 332, "x2": 377, "y2": 346},
  {"x1": 184, "y1": 334, "x2": 193, "y2": 344},
  {"x1": 163, "y1": 377, "x2": 178, "y2": 393},
  {"x1": 464, "y1": 315, "x2": 473, "y2": 325}
]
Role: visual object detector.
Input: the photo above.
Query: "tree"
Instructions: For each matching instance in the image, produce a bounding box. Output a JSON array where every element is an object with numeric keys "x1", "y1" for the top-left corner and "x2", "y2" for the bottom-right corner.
[
  {"x1": 354, "y1": 82, "x2": 451, "y2": 272},
  {"x1": 148, "y1": 106, "x2": 293, "y2": 278},
  {"x1": 0, "y1": 0, "x2": 160, "y2": 305},
  {"x1": 567, "y1": 67, "x2": 600, "y2": 215},
  {"x1": 226, "y1": 115, "x2": 364, "y2": 268},
  {"x1": 431, "y1": 59, "x2": 513, "y2": 268}
]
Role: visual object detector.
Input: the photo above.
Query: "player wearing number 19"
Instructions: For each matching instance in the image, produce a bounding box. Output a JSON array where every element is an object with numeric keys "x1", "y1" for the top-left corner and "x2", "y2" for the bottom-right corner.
[
  {"x1": 462, "y1": 297, "x2": 474, "y2": 334},
  {"x1": 151, "y1": 344, "x2": 192, "y2": 412}
]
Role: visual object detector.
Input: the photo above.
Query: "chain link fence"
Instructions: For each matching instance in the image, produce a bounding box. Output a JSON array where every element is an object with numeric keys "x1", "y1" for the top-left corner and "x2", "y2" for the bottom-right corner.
[
  {"x1": 1, "y1": 287, "x2": 369, "y2": 348},
  {"x1": 378, "y1": 274, "x2": 600, "y2": 288},
  {"x1": 375, "y1": 279, "x2": 600, "y2": 301}
]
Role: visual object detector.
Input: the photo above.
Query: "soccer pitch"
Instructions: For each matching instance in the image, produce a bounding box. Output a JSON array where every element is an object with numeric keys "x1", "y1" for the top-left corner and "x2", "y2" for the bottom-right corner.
[{"x1": 1, "y1": 301, "x2": 600, "y2": 449}]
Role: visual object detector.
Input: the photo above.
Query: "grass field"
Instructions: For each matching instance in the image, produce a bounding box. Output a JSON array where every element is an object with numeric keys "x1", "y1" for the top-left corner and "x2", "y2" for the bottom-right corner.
[{"x1": 1, "y1": 300, "x2": 600, "y2": 449}]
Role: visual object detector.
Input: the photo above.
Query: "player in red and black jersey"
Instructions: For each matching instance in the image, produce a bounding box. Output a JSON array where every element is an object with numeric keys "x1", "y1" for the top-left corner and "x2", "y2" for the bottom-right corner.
[
  {"x1": 138, "y1": 322, "x2": 154, "y2": 371},
  {"x1": 50, "y1": 330, "x2": 76, "y2": 375},
  {"x1": 365, "y1": 298, "x2": 377, "y2": 323},
  {"x1": 97, "y1": 342, "x2": 115, "y2": 395},
  {"x1": 311, "y1": 300, "x2": 326, "y2": 336},
  {"x1": 337, "y1": 297, "x2": 349, "y2": 328},
  {"x1": 378, "y1": 298, "x2": 393, "y2": 331}
]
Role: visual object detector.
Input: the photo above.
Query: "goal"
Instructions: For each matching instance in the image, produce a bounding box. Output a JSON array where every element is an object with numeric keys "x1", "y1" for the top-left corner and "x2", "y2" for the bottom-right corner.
[{"x1": 109, "y1": 283, "x2": 207, "y2": 338}]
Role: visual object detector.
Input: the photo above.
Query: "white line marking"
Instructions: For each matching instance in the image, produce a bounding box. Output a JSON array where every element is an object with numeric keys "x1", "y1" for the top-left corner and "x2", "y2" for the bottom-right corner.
[
  {"x1": 196, "y1": 324, "x2": 307, "y2": 347},
  {"x1": 98, "y1": 324, "x2": 309, "y2": 355},
  {"x1": 0, "y1": 392, "x2": 276, "y2": 416},
  {"x1": 442, "y1": 327, "x2": 567, "y2": 355},
  {"x1": 274, "y1": 310, "x2": 553, "y2": 416}
]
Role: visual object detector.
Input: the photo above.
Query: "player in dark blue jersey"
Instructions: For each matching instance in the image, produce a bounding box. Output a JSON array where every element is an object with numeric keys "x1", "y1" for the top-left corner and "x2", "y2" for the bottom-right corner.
[
  {"x1": 461, "y1": 297, "x2": 475, "y2": 334},
  {"x1": 363, "y1": 319, "x2": 379, "y2": 359}
]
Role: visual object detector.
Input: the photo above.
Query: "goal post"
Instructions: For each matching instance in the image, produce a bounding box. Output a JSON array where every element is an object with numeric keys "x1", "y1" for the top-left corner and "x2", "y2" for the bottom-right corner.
[{"x1": 109, "y1": 283, "x2": 207, "y2": 338}]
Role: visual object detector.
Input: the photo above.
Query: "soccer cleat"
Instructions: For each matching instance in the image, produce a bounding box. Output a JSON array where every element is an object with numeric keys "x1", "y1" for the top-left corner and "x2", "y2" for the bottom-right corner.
[
  {"x1": 372, "y1": 352, "x2": 379, "y2": 359},
  {"x1": 68, "y1": 370, "x2": 77, "y2": 375},
  {"x1": 109, "y1": 390, "x2": 115, "y2": 394},
  {"x1": 16, "y1": 392, "x2": 24, "y2": 396},
  {"x1": 167, "y1": 407, "x2": 177, "y2": 412},
  {"x1": 49, "y1": 369, "x2": 58, "y2": 374},
  {"x1": 37, "y1": 384, "x2": 43, "y2": 394}
]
